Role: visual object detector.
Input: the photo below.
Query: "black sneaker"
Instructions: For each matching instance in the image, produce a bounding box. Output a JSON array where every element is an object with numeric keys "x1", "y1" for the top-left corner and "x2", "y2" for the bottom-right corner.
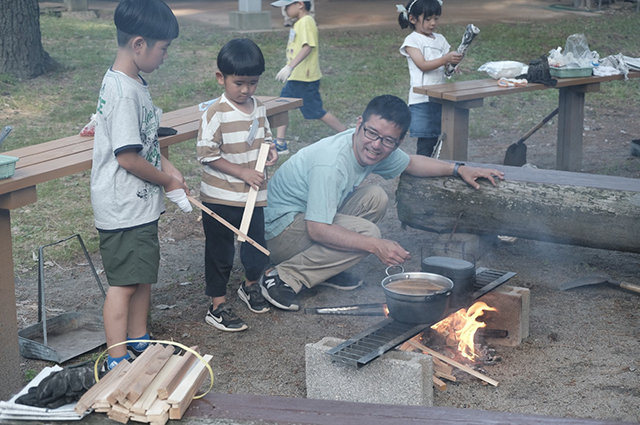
[
  {"x1": 259, "y1": 270, "x2": 299, "y2": 311},
  {"x1": 205, "y1": 303, "x2": 248, "y2": 332},
  {"x1": 238, "y1": 281, "x2": 270, "y2": 313},
  {"x1": 317, "y1": 272, "x2": 364, "y2": 291}
]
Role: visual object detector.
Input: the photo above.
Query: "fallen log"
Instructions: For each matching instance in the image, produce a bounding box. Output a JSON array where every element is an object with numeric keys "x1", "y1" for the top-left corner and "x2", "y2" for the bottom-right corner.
[{"x1": 396, "y1": 163, "x2": 640, "y2": 253}]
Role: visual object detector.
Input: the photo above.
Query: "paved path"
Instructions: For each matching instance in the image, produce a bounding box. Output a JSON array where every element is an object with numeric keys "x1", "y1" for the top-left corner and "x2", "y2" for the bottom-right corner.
[{"x1": 87, "y1": 0, "x2": 598, "y2": 31}]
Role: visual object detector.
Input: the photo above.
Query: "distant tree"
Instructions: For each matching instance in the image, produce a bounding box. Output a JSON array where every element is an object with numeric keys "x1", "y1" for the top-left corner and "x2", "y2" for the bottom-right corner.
[{"x1": 0, "y1": 0, "x2": 54, "y2": 79}]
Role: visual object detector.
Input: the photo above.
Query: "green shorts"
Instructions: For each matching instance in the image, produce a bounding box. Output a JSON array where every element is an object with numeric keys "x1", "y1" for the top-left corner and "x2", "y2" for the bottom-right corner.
[{"x1": 99, "y1": 222, "x2": 160, "y2": 286}]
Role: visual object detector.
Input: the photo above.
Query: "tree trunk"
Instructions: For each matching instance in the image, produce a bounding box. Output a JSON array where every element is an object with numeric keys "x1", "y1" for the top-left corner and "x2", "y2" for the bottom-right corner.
[
  {"x1": 0, "y1": 0, "x2": 52, "y2": 79},
  {"x1": 396, "y1": 163, "x2": 640, "y2": 254}
]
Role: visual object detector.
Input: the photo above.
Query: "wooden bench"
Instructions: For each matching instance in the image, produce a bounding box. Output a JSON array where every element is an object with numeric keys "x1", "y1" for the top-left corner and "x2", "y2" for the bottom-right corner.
[
  {"x1": 0, "y1": 96, "x2": 302, "y2": 397},
  {"x1": 414, "y1": 71, "x2": 640, "y2": 171}
]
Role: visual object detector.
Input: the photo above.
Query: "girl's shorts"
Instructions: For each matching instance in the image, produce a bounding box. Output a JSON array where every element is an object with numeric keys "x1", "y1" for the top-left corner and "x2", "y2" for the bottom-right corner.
[
  {"x1": 409, "y1": 102, "x2": 442, "y2": 139},
  {"x1": 99, "y1": 221, "x2": 160, "y2": 286},
  {"x1": 280, "y1": 80, "x2": 327, "y2": 120}
]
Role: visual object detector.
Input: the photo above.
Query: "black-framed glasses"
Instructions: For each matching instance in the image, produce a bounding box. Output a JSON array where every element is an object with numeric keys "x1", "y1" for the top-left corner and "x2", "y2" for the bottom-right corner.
[{"x1": 361, "y1": 125, "x2": 399, "y2": 149}]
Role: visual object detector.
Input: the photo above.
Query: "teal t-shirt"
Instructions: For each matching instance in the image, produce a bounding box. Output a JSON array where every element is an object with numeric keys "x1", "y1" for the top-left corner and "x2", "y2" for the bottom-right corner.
[{"x1": 264, "y1": 129, "x2": 410, "y2": 240}]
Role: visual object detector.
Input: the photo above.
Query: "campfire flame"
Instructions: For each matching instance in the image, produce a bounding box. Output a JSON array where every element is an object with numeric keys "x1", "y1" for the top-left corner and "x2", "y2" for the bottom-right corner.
[{"x1": 430, "y1": 301, "x2": 497, "y2": 361}]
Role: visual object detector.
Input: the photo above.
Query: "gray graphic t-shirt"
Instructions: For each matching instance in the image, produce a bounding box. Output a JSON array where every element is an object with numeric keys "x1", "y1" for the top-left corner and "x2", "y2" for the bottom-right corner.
[{"x1": 90, "y1": 69, "x2": 165, "y2": 231}]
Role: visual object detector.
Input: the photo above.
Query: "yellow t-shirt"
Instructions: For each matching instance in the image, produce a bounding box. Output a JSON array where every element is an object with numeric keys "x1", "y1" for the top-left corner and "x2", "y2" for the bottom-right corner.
[{"x1": 287, "y1": 15, "x2": 322, "y2": 82}]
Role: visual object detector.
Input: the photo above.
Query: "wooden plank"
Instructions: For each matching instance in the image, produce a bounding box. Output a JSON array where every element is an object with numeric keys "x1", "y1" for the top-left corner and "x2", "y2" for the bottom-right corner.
[
  {"x1": 432, "y1": 376, "x2": 447, "y2": 391},
  {"x1": 111, "y1": 344, "x2": 165, "y2": 404},
  {"x1": 188, "y1": 196, "x2": 269, "y2": 256},
  {"x1": 157, "y1": 346, "x2": 199, "y2": 400},
  {"x1": 167, "y1": 354, "x2": 212, "y2": 420},
  {"x1": 127, "y1": 344, "x2": 175, "y2": 404},
  {"x1": 237, "y1": 142, "x2": 270, "y2": 242},
  {"x1": 145, "y1": 396, "x2": 170, "y2": 420},
  {"x1": 0, "y1": 97, "x2": 303, "y2": 198},
  {"x1": 74, "y1": 359, "x2": 131, "y2": 414},
  {"x1": 131, "y1": 354, "x2": 183, "y2": 414},
  {"x1": 166, "y1": 354, "x2": 212, "y2": 404},
  {"x1": 187, "y1": 392, "x2": 632, "y2": 425},
  {"x1": 407, "y1": 340, "x2": 499, "y2": 386}
]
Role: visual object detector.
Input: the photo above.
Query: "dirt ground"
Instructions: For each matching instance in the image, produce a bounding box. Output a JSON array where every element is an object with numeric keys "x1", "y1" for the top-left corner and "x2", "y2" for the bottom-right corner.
[{"x1": 12, "y1": 0, "x2": 640, "y2": 423}]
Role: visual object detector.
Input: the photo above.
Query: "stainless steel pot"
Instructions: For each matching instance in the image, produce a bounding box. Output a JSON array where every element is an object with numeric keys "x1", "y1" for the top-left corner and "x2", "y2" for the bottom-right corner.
[{"x1": 381, "y1": 265, "x2": 454, "y2": 325}]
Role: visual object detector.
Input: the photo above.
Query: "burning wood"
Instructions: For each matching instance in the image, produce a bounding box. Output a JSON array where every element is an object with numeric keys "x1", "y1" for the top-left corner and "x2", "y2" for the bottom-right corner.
[{"x1": 430, "y1": 301, "x2": 497, "y2": 361}]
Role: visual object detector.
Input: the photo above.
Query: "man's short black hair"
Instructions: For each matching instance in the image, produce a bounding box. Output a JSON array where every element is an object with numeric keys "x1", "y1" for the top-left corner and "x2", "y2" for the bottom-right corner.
[
  {"x1": 362, "y1": 95, "x2": 411, "y2": 139},
  {"x1": 115, "y1": 0, "x2": 179, "y2": 47},
  {"x1": 217, "y1": 39, "x2": 265, "y2": 77}
]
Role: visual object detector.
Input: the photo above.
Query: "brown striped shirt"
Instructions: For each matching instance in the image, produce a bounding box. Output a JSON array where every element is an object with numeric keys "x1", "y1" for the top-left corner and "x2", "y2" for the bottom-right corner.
[{"x1": 196, "y1": 94, "x2": 273, "y2": 206}]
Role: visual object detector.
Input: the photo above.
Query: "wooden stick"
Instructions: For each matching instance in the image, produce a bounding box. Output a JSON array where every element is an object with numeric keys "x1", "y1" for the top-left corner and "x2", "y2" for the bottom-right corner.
[
  {"x1": 188, "y1": 195, "x2": 269, "y2": 256},
  {"x1": 238, "y1": 142, "x2": 270, "y2": 242},
  {"x1": 157, "y1": 346, "x2": 199, "y2": 400},
  {"x1": 432, "y1": 376, "x2": 447, "y2": 391},
  {"x1": 407, "y1": 339, "x2": 498, "y2": 386}
]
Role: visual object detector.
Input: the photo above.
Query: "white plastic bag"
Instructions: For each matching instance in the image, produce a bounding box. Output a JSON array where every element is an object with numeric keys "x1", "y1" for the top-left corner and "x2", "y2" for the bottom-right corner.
[{"x1": 477, "y1": 61, "x2": 528, "y2": 79}]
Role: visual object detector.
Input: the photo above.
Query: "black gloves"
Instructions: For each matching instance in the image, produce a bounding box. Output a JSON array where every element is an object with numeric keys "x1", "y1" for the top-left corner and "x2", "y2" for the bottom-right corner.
[
  {"x1": 517, "y1": 55, "x2": 558, "y2": 87},
  {"x1": 15, "y1": 363, "x2": 95, "y2": 409}
]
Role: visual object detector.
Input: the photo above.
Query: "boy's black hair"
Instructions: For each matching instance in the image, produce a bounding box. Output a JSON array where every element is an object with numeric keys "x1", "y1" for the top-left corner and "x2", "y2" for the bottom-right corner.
[
  {"x1": 217, "y1": 39, "x2": 265, "y2": 77},
  {"x1": 362, "y1": 95, "x2": 411, "y2": 139},
  {"x1": 302, "y1": 1, "x2": 312, "y2": 11},
  {"x1": 398, "y1": 0, "x2": 442, "y2": 30},
  {"x1": 115, "y1": 0, "x2": 179, "y2": 47}
]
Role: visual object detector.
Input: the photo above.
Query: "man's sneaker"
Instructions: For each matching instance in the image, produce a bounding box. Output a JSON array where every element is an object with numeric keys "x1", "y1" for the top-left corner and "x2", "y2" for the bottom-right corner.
[
  {"x1": 274, "y1": 139, "x2": 289, "y2": 155},
  {"x1": 238, "y1": 281, "x2": 270, "y2": 314},
  {"x1": 317, "y1": 272, "x2": 364, "y2": 291},
  {"x1": 259, "y1": 270, "x2": 299, "y2": 311},
  {"x1": 205, "y1": 303, "x2": 248, "y2": 332}
]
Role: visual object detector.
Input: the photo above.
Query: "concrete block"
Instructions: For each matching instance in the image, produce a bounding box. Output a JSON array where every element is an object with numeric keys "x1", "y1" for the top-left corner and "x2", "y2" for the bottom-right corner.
[
  {"x1": 228, "y1": 11, "x2": 271, "y2": 31},
  {"x1": 478, "y1": 284, "x2": 530, "y2": 347},
  {"x1": 305, "y1": 337, "x2": 433, "y2": 406},
  {"x1": 239, "y1": 0, "x2": 262, "y2": 12},
  {"x1": 433, "y1": 233, "x2": 480, "y2": 262},
  {"x1": 64, "y1": 0, "x2": 88, "y2": 11}
]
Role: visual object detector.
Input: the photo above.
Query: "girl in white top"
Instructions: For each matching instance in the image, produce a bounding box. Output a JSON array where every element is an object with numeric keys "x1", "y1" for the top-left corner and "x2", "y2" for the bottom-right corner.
[{"x1": 398, "y1": 0, "x2": 463, "y2": 156}]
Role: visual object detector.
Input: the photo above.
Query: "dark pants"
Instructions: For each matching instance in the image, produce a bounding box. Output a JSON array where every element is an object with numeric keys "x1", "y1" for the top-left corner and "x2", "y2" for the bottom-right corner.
[{"x1": 202, "y1": 203, "x2": 269, "y2": 298}]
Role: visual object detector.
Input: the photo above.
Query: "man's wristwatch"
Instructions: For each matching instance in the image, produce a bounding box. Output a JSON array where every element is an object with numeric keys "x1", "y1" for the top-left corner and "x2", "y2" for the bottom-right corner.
[{"x1": 452, "y1": 162, "x2": 465, "y2": 177}]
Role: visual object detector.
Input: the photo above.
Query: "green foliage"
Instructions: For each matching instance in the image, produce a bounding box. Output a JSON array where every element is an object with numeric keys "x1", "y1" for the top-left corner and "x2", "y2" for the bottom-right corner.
[{"x1": 3, "y1": 12, "x2": 639, "y2": 269}]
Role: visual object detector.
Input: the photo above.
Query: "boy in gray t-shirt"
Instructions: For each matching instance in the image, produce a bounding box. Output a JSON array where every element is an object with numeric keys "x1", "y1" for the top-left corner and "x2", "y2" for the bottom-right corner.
[{"x1": 90, "y1": 0, "x2": 190, "y2": 372}]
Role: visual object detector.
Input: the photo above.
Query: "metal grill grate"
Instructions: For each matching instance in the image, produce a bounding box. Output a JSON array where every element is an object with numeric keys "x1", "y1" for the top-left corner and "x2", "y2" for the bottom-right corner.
[{"x1": 326, "y1": 267, "x2": 515, "y2": 368}]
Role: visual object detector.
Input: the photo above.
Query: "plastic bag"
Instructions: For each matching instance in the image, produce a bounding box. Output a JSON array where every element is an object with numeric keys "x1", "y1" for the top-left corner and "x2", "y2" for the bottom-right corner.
[
  {"x1": 478, "y1": 61, "x2": 529, "y2": 79},
  {"x1": 79, "y1": 114, "x2": 96, "y2": 137},
  {"x1": 548, "y1": 34, "x2": 599, "y2": 69}
]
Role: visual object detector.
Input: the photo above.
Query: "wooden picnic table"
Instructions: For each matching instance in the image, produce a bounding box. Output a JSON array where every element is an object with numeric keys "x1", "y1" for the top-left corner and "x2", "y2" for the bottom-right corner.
[
  {"x1": 413, "y1": 71, "x2": 640, "y2": 171},
  {"x1": 0, "y1": 96, "x2": 302, "y2": 398}
]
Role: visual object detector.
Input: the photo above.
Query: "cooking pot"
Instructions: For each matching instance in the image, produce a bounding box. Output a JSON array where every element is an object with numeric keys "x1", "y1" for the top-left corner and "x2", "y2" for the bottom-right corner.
[{"x1": 381, "y1": 265, "x2": 454, "y2": 325}]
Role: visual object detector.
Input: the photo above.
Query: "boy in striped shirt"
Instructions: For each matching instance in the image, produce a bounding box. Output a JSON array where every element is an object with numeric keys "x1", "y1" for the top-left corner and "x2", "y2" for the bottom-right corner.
[{"x1": 196, "y1": 39, "x2": 278, "y2": 332}]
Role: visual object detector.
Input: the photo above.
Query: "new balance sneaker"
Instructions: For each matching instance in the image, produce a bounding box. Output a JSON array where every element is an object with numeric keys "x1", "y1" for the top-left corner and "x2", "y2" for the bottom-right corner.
[
  {"x1": 317, "y1": 272, "x2": 364, "y2": 291},
  {"x1": 238, "y1": 281, "x2": 270, "y2": 313},
  {"x1": 259, "y1": 270, "x2": 299, "y2": 311},
  {"x1": 274, "y1": 139, "x2": 289, "y2": 155},
  {"x1": 205, "y1": 303, "x2": 248, "y2": 332}
]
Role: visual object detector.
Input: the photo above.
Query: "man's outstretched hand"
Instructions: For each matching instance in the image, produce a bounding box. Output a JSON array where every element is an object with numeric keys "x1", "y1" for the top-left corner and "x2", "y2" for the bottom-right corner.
[{"x1": 458, "y1": 165, "x2": 504, "y2": 190}]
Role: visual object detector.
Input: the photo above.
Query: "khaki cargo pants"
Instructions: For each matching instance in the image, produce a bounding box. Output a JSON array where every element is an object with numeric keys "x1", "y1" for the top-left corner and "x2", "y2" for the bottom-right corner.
[{"x1": 267, "y1": 185, "x2": 388, "y2": 293}]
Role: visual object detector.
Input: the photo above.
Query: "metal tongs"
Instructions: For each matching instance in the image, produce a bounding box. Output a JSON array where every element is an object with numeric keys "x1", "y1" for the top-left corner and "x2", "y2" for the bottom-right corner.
[
  {"x1": 304, "y1": 302, "x2": 386, "y2": 316},
  {"x1": 0, "y1": 126, "x2": 12, "y2": 148}
]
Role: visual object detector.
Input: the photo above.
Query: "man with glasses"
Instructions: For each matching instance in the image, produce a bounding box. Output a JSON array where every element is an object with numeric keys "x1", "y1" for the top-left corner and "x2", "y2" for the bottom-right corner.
[{"x1": 258, "y1": 95, "x2": 503, "y2": 311}]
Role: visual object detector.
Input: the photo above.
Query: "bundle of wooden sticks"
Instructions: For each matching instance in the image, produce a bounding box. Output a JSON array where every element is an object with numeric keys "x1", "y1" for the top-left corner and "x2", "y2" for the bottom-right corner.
[{"x1": 74, "y1": 344, "x2": 211, "y2": 424}]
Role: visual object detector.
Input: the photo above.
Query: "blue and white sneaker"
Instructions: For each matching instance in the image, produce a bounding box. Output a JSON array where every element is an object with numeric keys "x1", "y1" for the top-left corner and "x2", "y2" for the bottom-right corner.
[{"x1": 274, "y1": 139, "x2": 289, "y2": 155}]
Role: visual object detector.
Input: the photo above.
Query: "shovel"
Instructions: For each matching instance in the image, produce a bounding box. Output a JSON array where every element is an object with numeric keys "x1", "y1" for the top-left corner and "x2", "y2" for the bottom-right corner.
[
  {"x1": 503, "y1": 108, "x2": 558, "y2": 166},
  {"x1": 559, "y1": 274, "x2": 640, "y2": 295}
]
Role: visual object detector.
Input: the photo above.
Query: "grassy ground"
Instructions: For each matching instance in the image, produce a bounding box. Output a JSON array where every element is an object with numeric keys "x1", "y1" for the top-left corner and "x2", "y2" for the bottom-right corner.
[{"x1": 1, "y1": 10, "x2": 639, "y2": 268}]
